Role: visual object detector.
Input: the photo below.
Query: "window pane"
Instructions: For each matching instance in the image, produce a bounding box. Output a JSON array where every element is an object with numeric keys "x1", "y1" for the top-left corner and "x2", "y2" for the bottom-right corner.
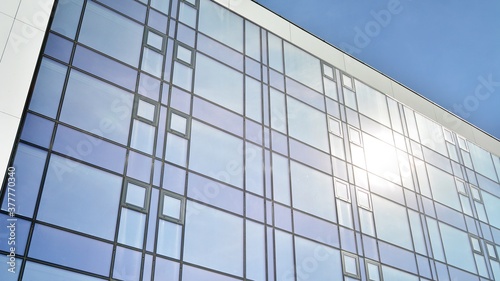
[
  {"x1": 118, "y1": 208, "x2": 146, "y2": 249},
  {"x1": 21, "y1": 113, "x2": 53, "y2": 148},
  {"x1": 29, "y1": 58, "x2": 66, "y2": 118},
  {"x1": 23, "y1": 261, "x2": 104, "y2": 281},
  {"x1": 245, "y1": 21, "x2": 260, "y2": 60},
  {"x1": 37, "y1": 155, "x2": 122, "y2": 240},
  {"x1": 172, "y1": 61, "x2": 193, "y2": 91},
  {"x1": 137, "y1": 99, "x2": 156, "y2": 122},
  {"x1": 147, "y1": 30, "x2": 164, "y2": 50},
  {"x1": 60, "y1": 70, "x2": 133, "y2": 145},
  {"x1": 415, "y1": 113, "x2": 448, "y2": 155},
  {"x1": 179, "y1": 2, "x2": 197, "y2": 28},
  {"x1": 245, "y1": 142, "x2": 264, "y2": 195},
  {"x1": 246, "y1": 220, "x2": 265, "y2": 281},
  {"x1": 287, "y1": 97, "x2": 328, "y2": 152},
  {"x1": 469, "y1": 142, "x2": 497, "y2": 181},
  {"x1": 427, "y1": 164, "x2": 461, "y2": 211},
  {"x1": 113, "y1": 246, "x2": 142, "y2": 281},
  {"x1": 130, "y1": 120, "x2": 155, "y2": 154},
  {"x1": 272, "y1": 153, "x2": 290, "y2": 205},
  {"x1": 439, "y1": 222, "x2": 476, "y2": 273},
  {"x1": 79, "y1": 1, "x2": 143, "y2": 66},
  {"x1": 170, "y1": 113, "x2": 187, "y2": 134},
  {"x1": 162, "y1": 195, "x2": 182, "y2": 219},
  {"x1": 29, "y1": 224, "x2": 112, "y2": 276},
  {"x1": 1, "y1": 144, "x2": 45, "y2": 217},
  {"x1": 184, "y1": 201, "x2": 243, "y2": 276},
  {"x1": 295, "y1": 236, "x2": 342, "y2": 280},
  {"x1": 245, "y1": 76, "x2": 262, "y2": 122},
  {"x1": 483, "y1": 192, "x2": 500, "y2": 229},
  {"x1": 194, "y1": 53, "x2": 243, "y2": 113},
  {"x1": 284, "y1": 42, "x2": 322, "y2": 93},
  {"x1": 157, "y1": 219, "x2": 182, "y2": 258},
  {"x1": 189, "y1": 121, "x2": 243, "y2": 188},
  {"x1": 51, "y1": 0, "x2": 83, "y2": 39},
  {"x1": 270, "y1": 89, "x2": 286, "y2": 133},
  {"x1": 364, "y1": 133, "x2": 400, "y2": 184},
  {"x1": 199, "y1": 0, "x2": 243, "y2": 51},
  {"x1": 275, "y1": 230, "x2": 294, "y2": 281},
  {"x1": 165, "y1": 133, "x2": 188, "y2": 167},
  {"x1": 290, "y1": 161, "x2": 335, "y2": 221},
  {"x1": 372, "y1": 195, "x2": 412, "y2": 250},
  {"x1": 151, "y1": 0, "x2": 170, "y2": 14},
  {"x1": 126, "y1": 183, "x2": 147, "y2": 208},
  {"x1": 355, "y1": 80, "x2": 390, "y2": 127},
  {"x1": 142, "y1": 48, "x2": 164, "y2": 78}
]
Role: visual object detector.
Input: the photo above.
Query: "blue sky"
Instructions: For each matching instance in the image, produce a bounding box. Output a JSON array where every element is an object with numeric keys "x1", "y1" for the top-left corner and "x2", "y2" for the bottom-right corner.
[{"x1": 255, "y1": 0, "x2": 500, "y2": 140}]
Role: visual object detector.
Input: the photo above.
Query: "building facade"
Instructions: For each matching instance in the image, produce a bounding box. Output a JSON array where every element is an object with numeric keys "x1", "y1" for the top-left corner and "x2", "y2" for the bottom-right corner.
[{"x1": 1, "y1": 0, "x2": 500, "y2": 280}]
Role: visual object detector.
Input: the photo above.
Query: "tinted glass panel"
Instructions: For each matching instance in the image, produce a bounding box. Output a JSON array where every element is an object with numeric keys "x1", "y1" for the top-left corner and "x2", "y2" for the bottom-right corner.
[
  {"x1": 198, "y1": 0, "x2": 243, "y2": 51},
  {"x1": 439, "y1": 222, "x2": 476, "y2": 273},
  {"x1": 295, "y1": 236, "x2": 342, "y2": 280},
  {"x1": 29, "y1": 58, "x2": 66, "y2": 118},
  {"x1": 20, "y1": 113, "x2": 53, "y2": 147},
  {"x1": 23, "y1": 261, "x2": 104, "y2": 281},
  {"x1": 113, "y1": 247, "x2": 142, "y2": 281},
  {"x1": 287, "y1": 97, "x2": 328, "y2": 152},
  {"x1": 157, "y1": 219, "x2": 182, "y2": 258},
  {"x1": 284, "y1": 42, "x2": 322, "y2": 93},
  {"x1": 355, "y1": 80, "x2": 390, "y2": 127},
  {"x1": 60, "y1": 70, "x2": 133, "y2": 144},
  {"x1": 427, "y1": 164, "x2": 461, "y2": 211},
  {"x1": 372, "y1": 195, "x2": 412, "y2": 250},
  {"x1": 51, "y1": 0, "x2": 83, "y2": 39},
  {"x1": 37, "y1": 155, "x2": 121, "y2": 240},
  {"x1": 79, "y1": 1, "x2": 143, "y2": 66},
  {"x1": 118, "y1": 208, "x2": 146, "y2": 248}
]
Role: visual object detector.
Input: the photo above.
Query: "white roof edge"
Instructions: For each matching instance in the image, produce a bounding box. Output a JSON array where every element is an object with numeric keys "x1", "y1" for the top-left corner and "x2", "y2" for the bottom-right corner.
[{"x1": 218, "y1": 0, "x2": 500, "y2": 156}]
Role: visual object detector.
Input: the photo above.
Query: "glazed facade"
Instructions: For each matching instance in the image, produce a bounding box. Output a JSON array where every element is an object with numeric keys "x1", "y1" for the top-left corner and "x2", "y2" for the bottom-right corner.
[{"x1": 1, "y1": 0, "x2": 500, "y2": 280}]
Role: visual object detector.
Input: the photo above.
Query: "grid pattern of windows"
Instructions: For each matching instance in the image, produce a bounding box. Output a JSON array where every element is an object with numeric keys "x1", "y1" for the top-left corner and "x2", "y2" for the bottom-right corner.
[{"x1": 2, "y1": 0, "x2": 500, "y2": 280}]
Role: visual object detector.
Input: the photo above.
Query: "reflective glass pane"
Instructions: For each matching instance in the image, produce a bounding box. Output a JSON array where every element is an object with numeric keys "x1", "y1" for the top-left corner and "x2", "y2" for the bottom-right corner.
[
  {"x1": 130, "y1": 120, "x2": 155, "y2": 154},
  {"x1": 60, "y1": 70, "x2": 133, "y2": 144},
  {"x1": 287, "y1": 97, "x2": 328, "y2": 152},
  {"x1": 170, "y1": 112, "x2": 187, "y2": 134},
  {"x1": 295, "y1": 236, "x2": 342, "y2": 281},
  {"x1": 151, "y1": 0, "x2": 170, "y2": 14},
  {"x1": 113, "y1": 246, "x2": 142, "y2": 281},
  {"x1": 194, "y1": 53, "x2": 243, "y2": 113},
  {"x1": 245, "y1": 76, "x2": 262, "y2": 122},
  {"x1": 79, "y1": 2, "x2": 143, "y2": 66},
  {"x1": 364, "y1": 133, "x2": 400, "y2": 184},
  {"x1": 154, "y1": 258, "x2": 180, "y2": 280},
  {"x1": 37, "y1": 155, "x2": 121, "y2": 240},
  {"x1": 23, "y1": 261, "x2": 103, "y2": 281},
  {"x1": 118, "y1": 208, "x2": 146, "y2": 248},
  {"x1": 483, "y1": 192, "x2": 500, "y2": 229},
  {"x1": 126, "y1": 183, "x2": 146, "y2": 208},
  {"x1": 137, "y1": 99, "x2": 156, "y2": 122},
  {"x1": 165, "y1": 133, "x2": 188, "y2": 167},
  {"x1": 157, "y1": 219, "x2": 182, "y2": 258},
  {"x1": 51, "y1": 0, "x2": 83, "y2": 39},
  {"x1": 415, "y1": 113, "x2": 448, "y2": 156},
  {"x1": 172, "y1": 61, "x2": 193, "y2": 91},
  {"x1": 179, "y1": 2, "x2": 197, "y2": 28},
  {"x1": 469, "y1": 142, "x2": 497, "y2": 181},
  {"x1": 355, "y1": 80, "x2": 390, "y2": 127},
  {"x1": 21, "y1": 113, "x2": 53, "y2": 147},
  {"x1": 275, "y1": 230, "x2": 294, "y2": 281},
  {"x1": 291, "y1": 161, "x2": 335, "y2": 221},
  {"x1": 184, "y1": 201, "x2": 243, "y2": 276},
  {"x1": 270, "y1": 89, "x2": 286, "y2": 133},
  {"x1": 284, "y1": 42, "x2": 322, "y2": 93},
  {"x1": 245, "y1": 21, "x2": 260, "y2": 60},
  {"x1": 372, "y1": 195, "x2": 412, "y2": 249},
  {"x1": 427, "y1": 164, "x2": 461, "y2": 211},
  {"x1": 162, "y1": 194, "x2": 181, "y2": 219},
  {"x1": 142, "y1": 48, "x2": 164, "y2": 78},
  {"x1": 29, "y1": 224, "x2": 112, "y2": 275},
  {"x1": 272, "y1": 153, "x2": 290, "y2": 205},
  {"x1": 176, "y1": 44, "x2": 192, "y2": 64},
  {"x1": 126, "y1": 151, "x2": 152, "y2": 183},
  {"x1": 29, "y1": 58, "x2": 66, "y2": 118},
  {"x1": 199, "y1": 0, "x2": 243, "y2": 51},
  {"x1": 439, "y1": 222, "x2": 476, "y2": 273},
  {"x1": 147, "y1": 30, "x2": 164, "y2": 50},
  {"x1": 189, "y1": 121, "x2": 243, "y2": 188}
]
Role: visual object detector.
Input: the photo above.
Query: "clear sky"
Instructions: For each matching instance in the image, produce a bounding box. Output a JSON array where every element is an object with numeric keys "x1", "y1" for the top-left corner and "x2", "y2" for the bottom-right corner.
[{"x1": 254, "y1": 0, "x2": 500, "y2": 140}]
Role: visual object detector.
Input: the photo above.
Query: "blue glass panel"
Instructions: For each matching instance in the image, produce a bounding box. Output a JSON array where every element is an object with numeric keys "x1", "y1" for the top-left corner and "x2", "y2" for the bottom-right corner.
[
  {"x1": 268, "y1": 33, "x2": 283, "y2": 72},
  {"x1": 178, "y1": 2, "x2": 197, "y2": 28},
  {"x1": 170, "y1": 86, "x2": 191, "y2": 114},
  {"x1": 21, "y1": 113, "x2": 53, "y2": 147},
  {"x1": 368, "y1": 174, "x2": 405, "y2": 205},
  {"x1": 274, "y1": 204, "x2": 292, "y2": 231},
  {"x1": 130, "y1": 120, "x2": 155, "y2": 155},
  {"x1": 483, "y1": 192, "x2": 500, "y2": 229},
  {"x1": 22, "y1": 261, "x2": 104, "y2": 281},
  {"x1": 245, "y1": 21, "x2": 260, "y2": 61},
  {"x1": 245, "y1": 193, "x2": 264, "y2": 222},
  {"x1": 193, "y1": 97, "x2": 243, "y2": 136},
  {"x1": 290, "y1": 160, "x2": 335, "y2": 221},
  {"x1": 294, "y1": 210, "x2": 339, "y2": 247},
  {"x1": 172, "y1": 61, "x2": 192, "y2": 91},
  {"x1": 113, "y1": 246, "x2": 142, "y2": 281},
  {"x1": 118, "y1": 208, "x2": 146, "y2": 249},
  {"x1": 364, "y1": 133, "x2": 401, "y2": 185},
  {"x1": 294, "y1": 236, "x2": 342, "y2": 281},
  {"x1": 0, "y1": 214, "x2": 30, "y2": 255},
  {"x1": 285, "y1": 77, "x2": 324, "y2": 111},
  {"x1": 245, "y1": 142, "x2": 264, "y2": 196},
  {"x1": 289, "y1": 138, "x2": 331, "y2": 175},
  {"x1": 439, "y1": 222, "x2": 477, "y2": 273},
  {"x1": 287, "y1": 97, "x2": 328, "y2": 152},
  {"x1": 156, "y1": 106, "x2": 167, "y2": 158},
  {"x1": 245, "y1": 118, "x2": 262, "y2": 145},
  {"x1": 146, "y1": 188, "x2": 159, "y2": 251},
  {"x1": 194, "y1": 53, "x2": 243, "y2": 113},
  {"x1": 246, "y1": 220, "x2": 265, "y2": 281},
  {"x1": 275, "y1": 230, "x2": 294, "y2": 281},
  {"x1": 379, "y1": 241, "x2": 418, "y2": 274},
  {"x1": 73, "y1": 45, "x2": 137, "y2": 91},
  {"x1": 372, "y1": 195, "x2": 412, "y2": 250},
  {"x1": 52, "y1": 125, "x2": 126, "y2": 174},
  {"x1": 435, "y1": 202, "x2": 466, "y2": 230},
  {"x1": 153, "y1": 160, "x2": 162, "y2": 186},
  {"x1": 157, "y1": 219, "x2": 182, "y2": 258},
  {"x1": 198, "y1": 0, "x2": 243, "y2": 51},
  {"x1": 270, "y1": 88, "x2": 286, "y2": 133},
  {"x1": 96, "y1": 0, "x2": 146, "y2": 22},
  {"x1": 44, "y1": 33, "x2": 72, "y2": 62},
  {"x1": 197, "y1": 33, "x2": 243, "y2": 71},
  {"x1": 29, "y1": 224, "x2": 112, "y2": 275},
  {"x1": 79, "y1": 1, "x2": 143, "y2": 66},
  {"x1": 270, "y1": 69, "x2": 285, "y2": 91},
  {"x1": 182, "y1": 265, "x2": 240, "y2": 281},
  {"x1": 426, "y1": 217, "x2": 445, "y2": 261},
  {"x1": 143, "y1": 254, "x2": 153, "y2": 281},
  {"x1": 151, "y1": 0, "x2": 171, "y2": 15},
  {"x1": 162, "y1": 164, "x2": 186, "y2": 195},
  {"x1": 271, "y1": 130, "x2": 287, "y2": 155},
  {"x1": 1, "y1": 144, "x2": 46, "y2": 217},
  {"x1": 142, "y1": 47, "x2": 164, "y2": 78},
  {"x1": 245, "y1": 76, "x2": 262, "y2": 122},
  {"x1": 272, "y1": 153, "x2": 290, "y2": 205},
  {"x1": 187, "y1": 173, "x2": 243, "y2": 215},
  {"x1": 177, "y1": 23, "x2": 196, "y2": 47},
  {"x1": 138, "y1": 73, "x2": 161, "y2": 101},
  {"x1": 416, "y1": 255, "x2": 432, "y2": 279},
  {"x1": 127, "y1": 151, "x2": 152, "y2": 183},
  {"x1": 284, "y1": 43, "x2": 322, "y2": 93},
  {"x1": 448, "y1": 266, "x2": 480, "y2": 281},
  {"x1": 381, "y1": 265, "x2": 419, "y2": 281},
  {"x1": 165, "y1": 133, "x2": 188, "y2": 167},
  {"x1": 355, "y1": 80, "x2": 390, "y2": 127},
  {"x1": 29, "y1": 58, "x2": 66, "y2": 118},
  {"x1": 189, "y1": 121, "x2": 243, "y2": 188},
  {"x1": 184, "y1": 201, "x2": 243, "y2": 276},
  {"x1": 427, "y1": 164, "x2": 461, "y2": 211},
  {"x1": 50, "y1": 0, "x2": 83, "y2": 39},
  {"x1": 415, "y1": 113, "x2": 448, "y2": 156},
  {"x1": 0, "y1": 256, "x2": 21, "y2": 279},
  {"x1": 60, "y1": 70, "x2": 133, "y2": 144},
  {"x1": 246, "y1": 57, "x2": 261, "y2": 80},
  {"x1": 154, "y1": 258, "x2": 179, "y2": 280},
  {"x1": 37, "y1": 155, "x2": 121, "y2": 239},
  {"x1": 148, "y1": 9, "x2": 168, "y2": 33}
]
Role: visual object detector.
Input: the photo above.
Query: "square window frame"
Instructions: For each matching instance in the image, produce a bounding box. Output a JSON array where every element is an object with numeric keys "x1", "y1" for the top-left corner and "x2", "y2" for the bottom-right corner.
[
  {"x1": 365, "y1": 260, "x2": 383, "y2": 281},
  {"x1": 181, "y1": 0, "x2": 198, "y2": 9},
  {"x1": 486, "y1": 242, "x2": 498, "y2": 260},
  {"x1": 322, "y1": 62, "x2": 335, "y2": 81},
  {"x1": 341, "y1": 72, "x2": 354, "y2": 90},
  {"x1": 167, "y1": 109, "x2": 191, "y2": 138},
  {"x1": 469, "y1": 184, "x2": 483, "y2": 202},
  {"x1": 121, "y1": 178, "x2": 151, "y2": 213},
  {"x1": 133, "y1": 95, "x2": 159, "y2": 125},
  {"x1": 335, "y1": 178, "x2": 351, "y2": 203},
  {"x1": 457, "y1": 135, "x2": 469, "y2": 151},
  {"x1": 356, "y1": 188, "x2": 371, "y2": 210},
  {"x1": 348, "y1": 126, "x2": 363, "y2": 146},
  {"x1": 159, "y1": 189, "x2": 186, "y2": 224},
  {"x1": 328, "y1": 116, "x2": 342, "y2": 137},
  {"x1": 342, "y1": 251, "x2": 360, "y2": 279},
  {"x1": 469, "y1": 235, "x2": 483, "y2": 254},
  {"x1": 174, "y1": 41, "x2": 195, "y2": 67},
  {"x1": 443, "y1": 127, "x2": 455, "y2": 144},
  {"x1": 144, "y1": 27, "x2": 166, "y2": 54},
  {"x1": 454, "y1": 177, "x2": 467, "y2": 196}
]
